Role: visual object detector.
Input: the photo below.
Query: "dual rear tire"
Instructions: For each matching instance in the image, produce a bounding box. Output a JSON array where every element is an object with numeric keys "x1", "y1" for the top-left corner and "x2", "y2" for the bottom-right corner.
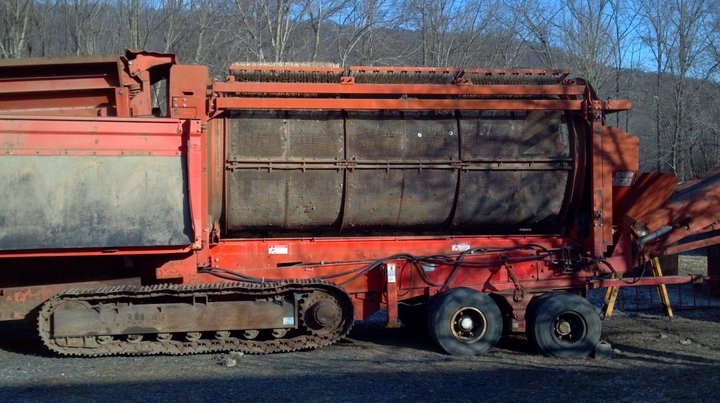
[{"x1": 425, "y1": 289, "x2": 600, "y2": 357}]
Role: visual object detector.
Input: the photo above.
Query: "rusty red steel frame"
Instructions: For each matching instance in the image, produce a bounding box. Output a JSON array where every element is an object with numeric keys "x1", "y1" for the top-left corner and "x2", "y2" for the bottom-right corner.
[{"x1": 1, "y1": 50, "x2": 719, "y2": 356}]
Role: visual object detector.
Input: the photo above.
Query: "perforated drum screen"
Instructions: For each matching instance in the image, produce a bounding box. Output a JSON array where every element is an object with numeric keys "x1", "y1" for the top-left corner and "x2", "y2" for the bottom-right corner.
[{"x1": 225, "y1": 109, "x2": 573, "y2": 235}]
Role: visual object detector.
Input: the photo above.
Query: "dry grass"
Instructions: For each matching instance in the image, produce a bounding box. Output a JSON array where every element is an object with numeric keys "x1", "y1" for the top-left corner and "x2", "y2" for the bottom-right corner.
[{"x1": 679, "y1": 254, "x2": 708, "y2": 276}]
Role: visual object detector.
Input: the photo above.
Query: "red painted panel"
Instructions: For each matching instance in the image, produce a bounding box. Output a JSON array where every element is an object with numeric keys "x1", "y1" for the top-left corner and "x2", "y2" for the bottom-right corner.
[
  {"x1": 214, "y1": 82, "x2": 586, "y2": 96},
  {"x1": 216, "y1": 97, "x2": 583, "y2": 111},
  {"x1": 0, "y1": 116, "x2": 183, "y2": 156}
]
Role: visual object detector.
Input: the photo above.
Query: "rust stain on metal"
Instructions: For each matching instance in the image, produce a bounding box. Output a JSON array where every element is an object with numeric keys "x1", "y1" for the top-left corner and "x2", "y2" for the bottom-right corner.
[{"x1": 9, "y1": 288, "x2": 40, "y2": 303}]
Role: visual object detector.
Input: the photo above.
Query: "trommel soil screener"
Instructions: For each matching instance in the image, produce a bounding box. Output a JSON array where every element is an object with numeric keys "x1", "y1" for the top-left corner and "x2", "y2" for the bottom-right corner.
[{"x1": 0, "y1": 50, "x2": 718, "y2": 357}]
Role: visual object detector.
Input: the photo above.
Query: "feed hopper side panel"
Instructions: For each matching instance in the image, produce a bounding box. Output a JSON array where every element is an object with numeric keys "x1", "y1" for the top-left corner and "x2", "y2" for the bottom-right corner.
[{"x1": 0, "y1": 155, "x2": 192, "y2": 250}]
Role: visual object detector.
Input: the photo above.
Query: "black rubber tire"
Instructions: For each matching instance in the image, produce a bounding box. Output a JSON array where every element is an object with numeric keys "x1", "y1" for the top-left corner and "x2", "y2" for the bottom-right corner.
[
  {"x1": 526, "y1": 292, "x2": 554, "y2": 318},
  {"x1": 427, "y1": 288, "x2": 503, "y2": 355},
  {"x1": 398, "y1": 301, "x2": 429, "y2": 332},
  {"x1": 524, "y1": 292, "x2": 555, "y2": 331},
  {"x1": 526, "y1": 292, "x2": 601, "y2": 358},
  {"x1": 525, "y1": 292, "x2": 555, "y2": 348}
]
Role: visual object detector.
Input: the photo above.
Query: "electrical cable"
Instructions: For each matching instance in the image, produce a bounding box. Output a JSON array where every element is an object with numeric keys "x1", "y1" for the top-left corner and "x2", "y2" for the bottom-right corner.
[
  {"x1": 597, "y1": 258, "x2": 648, "y2": 285},
  {"x1": 200, "y1": 244, "x2": 563, "y2": 289}
]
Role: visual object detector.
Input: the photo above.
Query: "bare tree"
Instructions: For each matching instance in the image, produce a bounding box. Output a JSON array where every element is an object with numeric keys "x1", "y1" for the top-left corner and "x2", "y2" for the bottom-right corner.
[
  {"x1": 60, "y1": 0, "x2": 113, "y2": 55},
  {"x1": 191, "y1": 0, "x2": 237, "y2": 72},
  {"x1": 698, "y1": 6, "x2": 720, "y2": 172},
  {"x1": 0, "y1": 0, "x2": 33, "y2": 58},
  {"x1": 116, "y1": 0, "x2": 164, "y2": 51},
  {"x1": 232, "y1": 0, "x2": 267, "y2": 61},
  {"x1": 30, "y1": 0, "x2": 58, "y2": 57},
  {"x1": 511, "y1": 0, "x2": 563, "y2": 67},
  {"x1": 404, "y1": 0, "x2": 458, "y2": 66},
  {"x1": 161, "y1": 0, "x2": 189, "y2": 53},
  {"x1": 609, "y1": 0, "x2": 640, "y2": 129},
  {"x1": 484, "y1": 3, "x2": 529, "y2": 68},
  {"x1": 189, "y1": 0, "x2": 223, "y2": 66},
  {"x1": 445, "y1": 2, "x2": 497, "y2": 67},
  {"x1": 234, "y1": 0, "x2": 313, "y2": 63},
  {"x1": 637, "y1": 0, "x2": 715, "y2": 179},
  {"x1": 403, "y1": 0, "x2": 499, "y2": 67},
  {"x1": 332, "y1": 0, "x2": 392, "y2": 66},
  {"x1": 559, "y1": 0, "x2": 617, "y2": 93},
  {"x1": 638, "y1": 0, "x2": 673, "y2": 172},
  {"x1": 307, "y1": 0, "x2": 347, "y2": 61},
  {"x1": 667, "y1": 0, "x2": 713, "y2": 179}
]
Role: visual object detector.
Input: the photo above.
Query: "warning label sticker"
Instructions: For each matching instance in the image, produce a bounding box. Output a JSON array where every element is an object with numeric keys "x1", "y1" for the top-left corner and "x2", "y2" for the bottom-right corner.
[
  {"x1": 452, "y1": 243, "x2": 471, "y2": 252},
  {"x1": 268, "y1": 245, "x2": 289, "y2": 255},
  {"x1": 613, "y1": 171, "x2": 635, "y2": 186}
]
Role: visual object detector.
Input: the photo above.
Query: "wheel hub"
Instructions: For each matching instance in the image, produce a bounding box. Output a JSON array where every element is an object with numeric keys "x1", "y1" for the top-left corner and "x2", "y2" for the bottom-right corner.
[
  {"x1": 450, "y1": 307, "x2": 487, "y2": 343},
  {"x1": 459, "y1": 316, "x2": 474, "y2": 331},
  {"x1": 311, "y1": 300, "x2": 341, "y2": 327},
  {"x1": 556, "y1": 320, "x2": 572, "y2": 336},
  {"x1": 552, "y1": 312, "x2": 587, "y2": 344},
  {"x1": 300, "y1": 291, "x2": 344, "y2": 336}
]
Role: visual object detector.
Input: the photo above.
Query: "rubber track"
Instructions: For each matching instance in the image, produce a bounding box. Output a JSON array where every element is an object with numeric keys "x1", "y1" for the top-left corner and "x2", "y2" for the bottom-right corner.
[{"x1": 38, "y1": 280, "x2": 354, "y2": 357}]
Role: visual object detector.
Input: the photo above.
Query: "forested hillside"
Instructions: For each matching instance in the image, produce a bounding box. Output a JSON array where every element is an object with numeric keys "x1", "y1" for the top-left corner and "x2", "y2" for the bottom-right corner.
[{"x1": 2, "y1": 0, "x2": 720, "y2": 180}]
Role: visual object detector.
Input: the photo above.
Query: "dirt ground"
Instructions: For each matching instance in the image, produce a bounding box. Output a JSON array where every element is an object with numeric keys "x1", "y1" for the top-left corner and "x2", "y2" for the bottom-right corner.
[{"x1": 1, "y1": 256, "x2": 719, "y2": 402}]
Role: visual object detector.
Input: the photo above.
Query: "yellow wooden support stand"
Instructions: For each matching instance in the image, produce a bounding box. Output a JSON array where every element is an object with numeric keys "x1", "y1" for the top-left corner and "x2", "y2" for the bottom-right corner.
[
  {"x1": 602, "y1": 273, "x2": 621, "y2": 317},
  {"x1": 603, "y1": 257, "x2": 673, "y2": 317},
  {"x1": 651, "y1": 257, "x2": 674, "y2": 317}
]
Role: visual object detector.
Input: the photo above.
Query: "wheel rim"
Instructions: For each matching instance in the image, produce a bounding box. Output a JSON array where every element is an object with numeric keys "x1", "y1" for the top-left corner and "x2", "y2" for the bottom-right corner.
[
  {"x1": 552, "y1": 311, "x2": 587, "y2": 345},
  {"x1": 450, "y1": 307, "x2": 487, "y2": 343}
]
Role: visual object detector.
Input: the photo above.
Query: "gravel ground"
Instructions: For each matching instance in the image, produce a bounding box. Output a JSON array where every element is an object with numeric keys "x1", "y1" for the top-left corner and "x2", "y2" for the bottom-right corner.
[
  {"x1": 1, "y1": 310, "x2": 719, "y2": 402},
  {"x1": 1, "y1": 254, "x2": 719, "y2": 402}
]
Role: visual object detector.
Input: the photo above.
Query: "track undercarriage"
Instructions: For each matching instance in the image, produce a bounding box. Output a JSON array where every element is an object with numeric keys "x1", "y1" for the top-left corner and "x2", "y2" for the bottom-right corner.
[{"x1": 38, "y1": 280, "x2": 354, "y2": 356}]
